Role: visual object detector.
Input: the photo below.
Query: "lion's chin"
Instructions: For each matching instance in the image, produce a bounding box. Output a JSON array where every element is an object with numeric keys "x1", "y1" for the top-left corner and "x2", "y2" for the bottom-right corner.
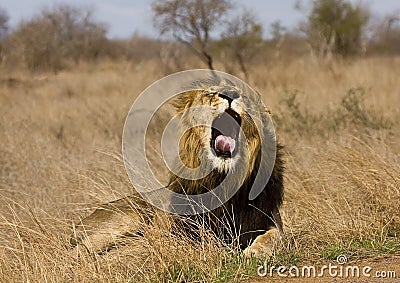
[{"x1": 207, "y1": 150, "x2": 238, "y2": 174}]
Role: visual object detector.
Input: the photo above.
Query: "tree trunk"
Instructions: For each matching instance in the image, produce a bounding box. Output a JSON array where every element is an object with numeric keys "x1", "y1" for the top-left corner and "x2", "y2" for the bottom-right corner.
[
  {"x1": 202, "y1": 50, "x2": 214, "y2": 70},
  {"x1": 235, "y1": 52, "x2": 248, "y2": 80}
]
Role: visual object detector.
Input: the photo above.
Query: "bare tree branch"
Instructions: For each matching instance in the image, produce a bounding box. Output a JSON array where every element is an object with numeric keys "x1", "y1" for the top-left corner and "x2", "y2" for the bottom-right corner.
[{"x1": 152, "y1": 0, "x2": 231, "y2": 70}]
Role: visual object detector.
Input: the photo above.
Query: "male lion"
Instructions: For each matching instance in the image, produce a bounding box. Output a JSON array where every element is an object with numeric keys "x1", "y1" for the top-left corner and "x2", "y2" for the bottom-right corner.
[{"x1": 71, "y1": 77, "x2": 284, "y2": 257}]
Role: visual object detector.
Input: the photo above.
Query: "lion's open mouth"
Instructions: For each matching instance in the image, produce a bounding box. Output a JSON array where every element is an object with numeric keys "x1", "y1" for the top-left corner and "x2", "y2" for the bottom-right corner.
[{"x1": 211, "y1": 109, "x2": 242, "y2": 158}]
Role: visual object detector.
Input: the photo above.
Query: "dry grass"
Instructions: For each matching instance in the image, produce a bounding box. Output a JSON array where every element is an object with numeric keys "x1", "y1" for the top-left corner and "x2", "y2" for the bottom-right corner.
[{"x1": 0, "y1": 57, "x2": 399, "y2": 282}]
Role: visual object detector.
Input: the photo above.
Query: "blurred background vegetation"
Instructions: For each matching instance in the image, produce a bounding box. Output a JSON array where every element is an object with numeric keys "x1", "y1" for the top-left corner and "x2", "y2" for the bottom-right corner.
[{"x1": 0, "y1": 0, "x2": 399, "y2": 74}]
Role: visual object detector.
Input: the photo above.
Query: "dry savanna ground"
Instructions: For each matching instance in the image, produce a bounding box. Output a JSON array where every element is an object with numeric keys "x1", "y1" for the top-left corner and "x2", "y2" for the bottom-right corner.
[{"x1": 0, "y1": 57, "x2": 399, "y2": 282}]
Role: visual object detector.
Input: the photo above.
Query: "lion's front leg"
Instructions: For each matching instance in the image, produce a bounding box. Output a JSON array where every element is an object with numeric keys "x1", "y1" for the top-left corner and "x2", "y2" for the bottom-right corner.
[
  {"x1": 243, "y1": 227, "x2": 281, "y2": 258},
  {"x1": 243, "y1": 207, "x2": 282, "y2": 258}
]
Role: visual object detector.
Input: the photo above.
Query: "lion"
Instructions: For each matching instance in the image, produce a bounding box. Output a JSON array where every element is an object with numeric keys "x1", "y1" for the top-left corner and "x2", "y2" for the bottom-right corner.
[{"x1": 70, "y1": 77, "x2": 284, "y2": 258}]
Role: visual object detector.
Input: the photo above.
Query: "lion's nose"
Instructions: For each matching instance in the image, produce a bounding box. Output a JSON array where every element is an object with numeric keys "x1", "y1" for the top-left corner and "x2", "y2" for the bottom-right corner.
[{"x1": 219, "y1": 90, "x2": 240, "y2": 105}]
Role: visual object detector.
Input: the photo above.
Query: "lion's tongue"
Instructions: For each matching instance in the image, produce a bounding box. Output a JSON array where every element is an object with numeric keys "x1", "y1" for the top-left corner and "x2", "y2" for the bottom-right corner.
[{"x1": 215, "y1": 135, "x2": 236, "y2": 154}]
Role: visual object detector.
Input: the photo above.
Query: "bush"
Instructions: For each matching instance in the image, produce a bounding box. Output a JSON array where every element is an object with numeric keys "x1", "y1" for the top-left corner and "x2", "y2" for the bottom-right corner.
[
  {"x1": 0, "y1": 7, "x2": 8, "y2": 40},
  {"x1": 338, "y1": 87, "x2": 391, "y2": 130},
  {"x1": 275, "y1": 89, "x2": 320, "y2": 136},
  {"x1": 6, "y1": 4, "x2": 108, "y2": 71},
  {"x1": 275, "y1": 87, "x2": 392, "y2": 138},
  {"x1": 0, "y1": 7, "x2": 9, "y2": 64},
  {"x1": 306, "y1": 0, "x2": 369, "y2": 57}
]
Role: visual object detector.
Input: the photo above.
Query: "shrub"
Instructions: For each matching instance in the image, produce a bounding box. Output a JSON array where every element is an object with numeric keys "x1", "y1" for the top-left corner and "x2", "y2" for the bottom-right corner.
[{"x1": 7, "y1": 4, "x2": 108, "y2": 71}]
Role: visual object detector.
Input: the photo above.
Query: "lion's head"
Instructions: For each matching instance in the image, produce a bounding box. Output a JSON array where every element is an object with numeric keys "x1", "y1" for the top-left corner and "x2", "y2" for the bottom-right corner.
[{"x1": 168, "y1": 78, "x2": 276, "y2": 197}]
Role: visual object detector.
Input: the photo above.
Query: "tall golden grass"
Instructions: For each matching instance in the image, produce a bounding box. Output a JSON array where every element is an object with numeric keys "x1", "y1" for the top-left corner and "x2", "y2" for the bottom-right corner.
[{"x1": 0, "y1": 57, "x2": 399, "y2": 282}]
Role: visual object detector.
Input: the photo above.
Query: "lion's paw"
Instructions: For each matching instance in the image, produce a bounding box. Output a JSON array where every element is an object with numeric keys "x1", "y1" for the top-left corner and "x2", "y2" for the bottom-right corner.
[{"x1": 243, "y1": 228, "x2": 280, "y2": 258}]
